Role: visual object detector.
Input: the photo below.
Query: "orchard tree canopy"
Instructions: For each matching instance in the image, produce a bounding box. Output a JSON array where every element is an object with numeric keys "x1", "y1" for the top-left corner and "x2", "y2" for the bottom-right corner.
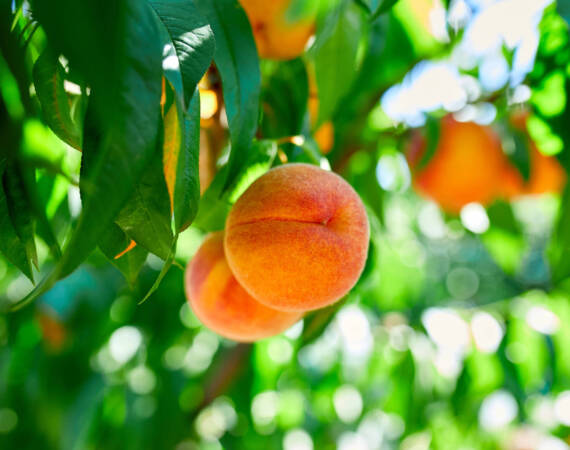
[{"x1": 1, "y1": 0, "x2": 570, "y2": 449}]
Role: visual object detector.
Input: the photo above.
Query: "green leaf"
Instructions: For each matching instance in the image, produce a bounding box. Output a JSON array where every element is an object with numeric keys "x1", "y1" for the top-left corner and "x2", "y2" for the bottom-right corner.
[
  {"x1": 56, "y1": 0, "x2": 162, "y2": 278},
  {"x1": 0, "y1": 160, "x2": 33, "y2": 280},
  {"x1": 30, "y1": 0, "x2": 130, "y2": 121},
  {"x1": 301, "y1": 138, "x2": 325, "y2": 164},
  {"x1": 0, "y1": 1, "x2": 33, "y2": 116},
  {"x1": 20, "y1": 119, "x2": 77, "y2": 183},
  {"x1": 32, "y1": 204, "x2": 62, "y2": 261},
  {"x1": 32, "y1": 49, "x2": 82, "y2": 150},
  {"x1": 192, "y1": 170, "x2": 232, "y2": 233},
  {"x1": 18, "y1": 162, "x2": 62, "y2": 259},
  {"x1": 115, "y1": 149, "x2": 174, "y2": 261},
  {"x1": 497, "y1": 118, "x2": 531, "y2": 181},
  {"x1": 486, "y1": 200, "x2": 520, "y2": 235},
  {"x1": 9, "y1": 1, "x2": 163, "y2": 310},
  {"x1": 2, "y1": 162, "x2": 38, "y2": 270},
  {"x1": 260, "y1": 59, "x2": 309, "y2": 138},
  {"x1": 417, "y1": 116, "x2": 441, "y2": 170},
  {"x1": 194, "y1": 0, "x2": 261, "y2": 189},
  {"x1": 313, "y1": 2, "x2": 363, "y2": 124},
  {"x1": 149, "y1": 0, "x2": 215, "y2": 108},
  {"x1": 508, "y1": 130, "x2": 531, "y2": 181},
  {"x1": 138, "y1": 239, "x2": 177, "y2": 304},
  {"x1": 193, "y1": 139, "x2": 277, "y2": 231},
  {"x1": 99, "y1": 224, "x2": 148, "y2": 285},
  {"x1": 167, "y1": 85, "x2": 200, "y2": 232}
]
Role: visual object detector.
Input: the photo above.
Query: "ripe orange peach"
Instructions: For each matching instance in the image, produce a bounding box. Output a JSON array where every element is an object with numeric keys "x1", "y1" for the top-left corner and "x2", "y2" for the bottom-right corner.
[
  {"x1": 407, "y1": 116, "x2": 508, "y2": 213},
  {"x1": 224, "y1": 163, "x2": 369, "y2": 312},
  {"x1": 185, "y1": 232, "x2": 303, "y2": 342},
  {"x1": 239, "y1": 0, "x2": 315, "y2": 60}
]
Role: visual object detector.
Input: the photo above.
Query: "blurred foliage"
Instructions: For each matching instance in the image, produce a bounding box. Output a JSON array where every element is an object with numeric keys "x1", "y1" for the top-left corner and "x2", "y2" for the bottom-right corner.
[{"x1": 1, "y1": 0, "x2": 570, "y2": 449}]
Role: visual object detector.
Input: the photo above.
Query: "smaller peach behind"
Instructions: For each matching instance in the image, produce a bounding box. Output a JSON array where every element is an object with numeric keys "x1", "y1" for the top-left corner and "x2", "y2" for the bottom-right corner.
[
  {"x1": 185, "y1": 232, "x2": 303, "y2": 342},
  {"x1": 239, "y1": 0, "x2": 315, "y2": 60},
  {"x1": 407, "y1": 116, "x2": 509, "y2": 214},
  {"x1": 224, "y1": 163, "x2": 369, "y2": 312}
]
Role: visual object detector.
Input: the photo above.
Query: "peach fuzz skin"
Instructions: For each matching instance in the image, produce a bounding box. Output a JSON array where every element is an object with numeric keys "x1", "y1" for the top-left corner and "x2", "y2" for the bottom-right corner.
[
  {"x1": 185, "y1": 232, "x2": 303, "y2": 342},
  {"x1": 224, "y1": 163, "x2": 370, "y2": 312}
]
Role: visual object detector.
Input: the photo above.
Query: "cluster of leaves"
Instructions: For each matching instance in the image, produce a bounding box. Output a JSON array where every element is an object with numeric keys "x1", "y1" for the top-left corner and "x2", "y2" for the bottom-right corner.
[
  {"x1": 0, "y1": 0, "x2": 415, "y2": 311},
  {"x1": 2, "y1": 0, "x2": 208, "y2": 308},
  {"x1": 0, "y1": 0, "x2": 259, "y2": 309}
]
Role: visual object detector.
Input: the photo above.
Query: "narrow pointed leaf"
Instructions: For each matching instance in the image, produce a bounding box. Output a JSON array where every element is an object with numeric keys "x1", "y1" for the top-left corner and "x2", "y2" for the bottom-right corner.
[
  {"x1": 163, "y1": 81, "x2": 200, "y2": 232},
  {"x1": 194, "y1": 0, "x2": 260, "y2": 189},
  {"x1": 138, "y1": 240, "x2": 177, "y2": 305},
  {"x1": 0, "y1": 162, "x2": 34, "y2": 280},
  {"x1": 56, "y1": 0, "x2": 163, "y2": 279},
  {"x1": 313, "y1": 3, "x2": 363, "y2": 124},
  {"x1": 9, "y1": 1, "x2": 163, "y2": 311},
  {"x1": 149, "y1": 0, "x2": 215, "y2": 107},
  {"x1": 8, "y1": 272, "x2": 56, "y2": 312},
  {"x1": 260, "y1": 59, "x2": 309, "y2": 138},
  {"x1": 417, "y1": 116, "x2": 440, "y2": 169},
  {"x1": 20, "y1": 164, "x2": 62, "y2": 259},
  {"x1": 32, "y1": 49, "x2": 82, "y2": 150},
  {"x1": 30, "y1": 0, "x2": 128, "y2": 120},
  {"x1": 2, "y1": 162, "x2": 38, "y2": 269},
  {"x1": 115, "y1": 149, "x2": 174, "y2": 261}
]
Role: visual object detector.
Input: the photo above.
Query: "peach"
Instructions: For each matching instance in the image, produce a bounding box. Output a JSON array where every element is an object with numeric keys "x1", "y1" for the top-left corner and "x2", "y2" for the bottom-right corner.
[
  {"x1": 407, "y1": 116, "x2": 509, "y2": 213},
  {"x1": 224, "y1": 163, "x2": 369, "y2": 311},
  {"x1": 239, "y1": 0, "x2": 315, "y2": 60},
  {"x1": 185, "y1": 232, "x2": 303, "y2": 342}
]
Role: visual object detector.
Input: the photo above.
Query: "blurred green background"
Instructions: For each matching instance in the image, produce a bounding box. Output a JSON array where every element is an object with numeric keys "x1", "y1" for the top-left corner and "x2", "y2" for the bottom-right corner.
[{"x1": 1, "y1": 0, "x2": 570, "y2": 449}]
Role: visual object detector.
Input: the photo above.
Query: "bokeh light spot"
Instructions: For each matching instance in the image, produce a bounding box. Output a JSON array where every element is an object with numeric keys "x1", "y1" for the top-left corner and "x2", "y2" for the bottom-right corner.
[{"x1": 333, "y1": 385, "x2": 363, "y2": 423}]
